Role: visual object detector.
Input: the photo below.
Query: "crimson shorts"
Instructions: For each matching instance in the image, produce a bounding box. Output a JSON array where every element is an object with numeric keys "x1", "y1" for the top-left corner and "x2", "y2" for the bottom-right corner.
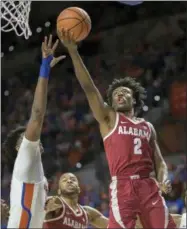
[{"x1": 108, "y1": 176, "x2": 176, "y2": 229}]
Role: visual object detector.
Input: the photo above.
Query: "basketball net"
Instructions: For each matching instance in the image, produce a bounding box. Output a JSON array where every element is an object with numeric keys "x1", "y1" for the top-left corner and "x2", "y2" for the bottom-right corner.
[{"x1": 1, "y1": 0, "x2": 32, "y2": 39}]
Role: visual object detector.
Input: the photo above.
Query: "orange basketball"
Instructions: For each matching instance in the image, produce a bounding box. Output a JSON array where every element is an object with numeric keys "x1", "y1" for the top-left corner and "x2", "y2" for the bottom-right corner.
[{"x1": 57, "y1": 7, "x2": 91, "y2": 42}]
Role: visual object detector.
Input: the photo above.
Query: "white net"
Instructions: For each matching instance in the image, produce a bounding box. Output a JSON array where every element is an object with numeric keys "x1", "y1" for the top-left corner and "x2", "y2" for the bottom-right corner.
[{"x1": 1, "y1": 0, "x2": 32, "y2": 39}]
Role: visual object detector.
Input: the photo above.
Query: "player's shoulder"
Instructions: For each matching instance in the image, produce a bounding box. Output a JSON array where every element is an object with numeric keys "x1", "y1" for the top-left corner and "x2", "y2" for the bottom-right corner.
[
  {"x1": 142, "y1": 119, "x2": 154, "y2": 130},
  {"x1": 46, "y1": 195, "x2": 62, "y2": 204},
  {"x1": 83, "y1": 205, "x2": 101, "y2": 216},
  {"x1": 21, "y1": 135, "x2": 40, "y2": 147}
]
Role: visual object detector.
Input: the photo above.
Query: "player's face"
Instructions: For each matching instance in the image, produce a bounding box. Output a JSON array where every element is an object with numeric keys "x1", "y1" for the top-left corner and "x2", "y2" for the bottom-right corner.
[
  {"x1": 112, "y1": 86, "x2": 134, "y2": 112},
  {"x1": 59, "y1": 173, "x2": 80, "y2": 196}
]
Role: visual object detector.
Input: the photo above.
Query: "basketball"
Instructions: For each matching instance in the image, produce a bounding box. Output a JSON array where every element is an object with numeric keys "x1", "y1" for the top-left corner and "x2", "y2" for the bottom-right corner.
[{"x1": 56, "y1": 7, "x2": 91, "y2": 42}]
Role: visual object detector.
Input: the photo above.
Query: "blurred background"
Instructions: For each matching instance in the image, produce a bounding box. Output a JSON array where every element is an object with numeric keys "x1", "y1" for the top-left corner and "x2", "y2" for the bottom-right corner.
[{"x1": 1, "y1": 1, "x2": 187, "y2": 222}]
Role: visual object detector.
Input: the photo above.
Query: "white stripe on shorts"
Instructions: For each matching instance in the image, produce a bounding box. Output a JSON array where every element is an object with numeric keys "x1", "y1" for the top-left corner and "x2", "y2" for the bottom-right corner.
[{"x1": 110, "y1": 176, "x2": 126, "y2": 228}]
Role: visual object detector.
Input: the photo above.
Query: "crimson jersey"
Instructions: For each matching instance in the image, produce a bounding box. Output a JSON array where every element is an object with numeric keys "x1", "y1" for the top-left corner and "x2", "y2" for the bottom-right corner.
[
  {"x1": 43, "y1": 197, "x2": 88, "y2": 229},
  {"x1": 103, "y1": 112, "x2": 154, "y2": 177}
]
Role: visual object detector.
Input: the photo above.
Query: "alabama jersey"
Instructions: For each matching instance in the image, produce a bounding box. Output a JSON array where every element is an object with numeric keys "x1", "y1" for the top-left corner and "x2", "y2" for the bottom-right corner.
[
  {"x1": 103, "y1": 112, "x2": 153, "y2": 177},
  {"x1": 43, "y1": 196, "x2": 88, "y2": 229},
  {"x1": 7, "y1": 136, "x2": 47, "y2": 228}
]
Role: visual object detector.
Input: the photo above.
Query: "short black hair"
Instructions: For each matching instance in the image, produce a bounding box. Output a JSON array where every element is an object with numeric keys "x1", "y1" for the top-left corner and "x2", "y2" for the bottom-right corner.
[
  {"x1": 2, "y1": 126, "x2": 26, "y2": 165},
  {"x1": 107, "y1": 77, "x2": 146, "y2": 113}
]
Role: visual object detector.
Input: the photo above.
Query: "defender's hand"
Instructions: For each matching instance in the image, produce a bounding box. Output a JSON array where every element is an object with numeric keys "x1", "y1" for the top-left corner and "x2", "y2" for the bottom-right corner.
[
  {"x1": 41, "y1": 34, "x2": 66, "y2": 68},
  {"x1": 45, "y1": 196, "x2": 63, "y2": 213},
  {"x1": 57, "y1": 28, "x2": 77, "y2": 51}
]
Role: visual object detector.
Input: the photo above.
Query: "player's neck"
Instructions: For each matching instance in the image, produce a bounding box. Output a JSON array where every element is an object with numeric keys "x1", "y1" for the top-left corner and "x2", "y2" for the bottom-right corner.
[
  {"x1": 61, "y1": 195, "x2": 78, "y2": 209},
  {"x1": 120, "y1": 109, "x2": 134, "y2": 119}
]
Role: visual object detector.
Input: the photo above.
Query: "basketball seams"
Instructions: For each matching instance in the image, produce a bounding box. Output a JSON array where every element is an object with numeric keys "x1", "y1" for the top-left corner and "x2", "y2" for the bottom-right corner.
[
  {"x1": 83, "y1": 19, "x2": 89, "y2": 35},
  {"x1": 74, "y1": 18, "x2": 85, "y2": 41},
  {"x1": 57, "y1": 17, "x2": 82, "y2": 23},
  {"x1": 66, "y1": 8, "x2": 91, "y2": 33},
  {"x1": 66, "y1": 8, "x2": 87, "y2": 20},
  {"x1": 68, "y1": 18, "x2": 84, "y2": 35}
]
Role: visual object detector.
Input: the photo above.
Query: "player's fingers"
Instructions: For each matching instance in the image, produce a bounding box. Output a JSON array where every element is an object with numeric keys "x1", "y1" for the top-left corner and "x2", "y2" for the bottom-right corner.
[
  {"x1": 41, "y1": 42, "x2": 45, "y2": 51},
  {"x1": 58, "y1": 30, "x2": 62, "y2": 40},
  {"x1": 64, "y1": 28, "x2": 70, "y2": 42},
  {"x1": 48, "y1": 34, "x2": 53, "y2": 48},
  {"x1": 56, "y1": 55, "x2": 66, "y2": 62},
  {"x1": 50, "y1": 56, "x2": 66, "y2": 67},
  {"x1": 52, "y1": 39, "x2": 59, "y2": 52},
  {"x1": 44, "y1": 36, "x2": 48, "y2": 46},
  {"x1": 70, "y1": 32, "x2": 75, "y2": 43},
  {"x1": 69, "y1": 30, "x2": 74, "y2": 43},
  {"x1": 60, "y1": 28, "x2": 65, "y2": 39},
  {"x1": 165, "y1": 180, "x2": 171, "y2": 185}
]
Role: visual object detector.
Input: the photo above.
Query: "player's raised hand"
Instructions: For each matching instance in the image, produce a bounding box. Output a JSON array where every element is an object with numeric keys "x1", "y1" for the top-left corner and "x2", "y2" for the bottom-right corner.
[
  {"x1": 41, "y1": 34, "x2": 66, "y2": 68},
  {"x1": 57, "y1": 28, "x2": 77, "y2": 50},
  {"x1": 159, "y1": 180, "x2": 172, "y2": 194}
]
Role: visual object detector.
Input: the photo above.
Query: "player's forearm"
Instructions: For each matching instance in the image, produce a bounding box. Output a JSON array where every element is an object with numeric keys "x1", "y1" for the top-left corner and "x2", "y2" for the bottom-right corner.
[
  {"x1": 25, "y1": 56, "x2": 52, "y2": 141},
  {"x1": 90, "y1": 216, "x2": 108, "y2": 228},
  {"x1": 68, "y1": 49, "x2": 96, "y2": 93},
  {"x1": 31, "y1": 78, "x2": 48, "y2": 122},
  {"x1": 157, "y1": 161, "x2": 168, "y2": 183}
]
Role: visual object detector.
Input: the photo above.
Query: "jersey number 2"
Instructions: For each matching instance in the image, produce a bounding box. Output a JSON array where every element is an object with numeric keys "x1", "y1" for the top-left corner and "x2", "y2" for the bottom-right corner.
[{"x1": 134, "y1": 138, "x2": 142, "y2": 155}]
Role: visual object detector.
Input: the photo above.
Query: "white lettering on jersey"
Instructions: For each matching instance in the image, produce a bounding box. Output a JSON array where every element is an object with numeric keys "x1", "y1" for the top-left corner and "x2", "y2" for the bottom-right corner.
[
  {"x1": 63, "y1": 216, "x2": 86, "y2": 229},
  {"x1": 118, "y1": 126, "x2": 150, "y2": 140}
]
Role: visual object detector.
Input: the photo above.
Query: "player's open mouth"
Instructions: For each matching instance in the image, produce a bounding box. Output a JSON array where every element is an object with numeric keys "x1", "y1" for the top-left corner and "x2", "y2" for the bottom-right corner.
[
  {"x1": 118, "y1": 97, "x2": 125, "y2": 104},
  {"x1": 68, "y1": 184, "x2": 75, "y2": 189}
]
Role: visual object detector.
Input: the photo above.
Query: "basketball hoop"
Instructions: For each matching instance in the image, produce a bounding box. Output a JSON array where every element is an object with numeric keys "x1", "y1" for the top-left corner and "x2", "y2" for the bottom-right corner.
[{"x1": 1, "y1": 0, "x2": 32, "y2": 39}]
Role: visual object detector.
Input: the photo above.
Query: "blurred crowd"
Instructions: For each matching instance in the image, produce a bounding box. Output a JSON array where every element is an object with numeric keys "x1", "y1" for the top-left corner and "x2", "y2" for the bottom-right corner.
[{"x1": 1, "y1": 14, "x2": 186, "y2": 217}]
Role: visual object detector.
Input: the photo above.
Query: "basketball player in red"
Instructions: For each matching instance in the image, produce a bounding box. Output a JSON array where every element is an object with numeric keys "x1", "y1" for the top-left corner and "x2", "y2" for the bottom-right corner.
[
  {"x1": 43, "y1": 173, "x2": 182, "y2": 229},
  {"x1": 43, "y1": 173, "x2": 108, "y2": 228},
  {"x1": 1, "y1": 181, "x2": 181, "y2": 229},
  {"x1": 57, "y1": 29, "x2": 177, "y2": 229}
]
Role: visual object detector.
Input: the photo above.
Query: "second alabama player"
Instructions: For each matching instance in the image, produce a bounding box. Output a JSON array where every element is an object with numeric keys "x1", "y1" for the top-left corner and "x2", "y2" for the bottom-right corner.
[
  {"x1": 43, "y1": 173, "x2": 108, "y2": 229},
  {"x1": 58, "y1": 29, "x2": 176, "y2": 229},
  {"x1": 2, "y1": 35, "x2": 65, "y2": 228}
]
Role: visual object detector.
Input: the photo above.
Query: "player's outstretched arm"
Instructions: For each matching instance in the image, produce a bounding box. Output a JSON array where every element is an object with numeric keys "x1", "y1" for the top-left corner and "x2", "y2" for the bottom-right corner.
[
  {"x1": 25, "y1": 35, "x2": 65, "y2": 141},
  {"x1": 58, "y1": 29, "x2": 115, "y2": 124},
  {"x1": 149, "y1": 123, "x2": 171, "y2": 193},
  {"x1": 83, "y1": 206, "x2": 108, "y2": 228},
  {"x1": 13, "y1": 36, "x2": 65, "y2": 183}
]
